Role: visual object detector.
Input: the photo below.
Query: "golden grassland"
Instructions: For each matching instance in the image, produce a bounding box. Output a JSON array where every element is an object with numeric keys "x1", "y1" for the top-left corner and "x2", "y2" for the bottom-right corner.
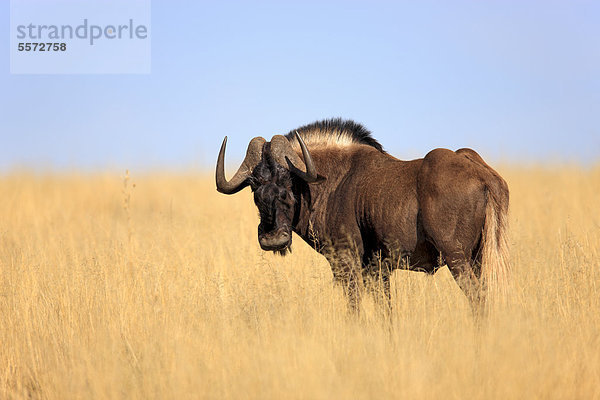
[{"x1": 0, "y1": 166, "x2": 599, "y2": 399}]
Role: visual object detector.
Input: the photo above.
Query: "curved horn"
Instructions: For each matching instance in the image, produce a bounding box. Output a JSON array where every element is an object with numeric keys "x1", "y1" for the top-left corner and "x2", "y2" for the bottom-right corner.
[
  {"x1": 270, "y1": 132, "x2": 319, "y2": 183},
  {"x1": 294, "y1": 131, "x2": 318, "y2": 182},
  {"x1": 216, "y1": 136, "x2": 265, "y2": 194}
]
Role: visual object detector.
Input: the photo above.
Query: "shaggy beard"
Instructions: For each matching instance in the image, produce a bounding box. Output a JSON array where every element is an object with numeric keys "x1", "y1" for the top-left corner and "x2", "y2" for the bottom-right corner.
[{"x1": 274, "y1": 245, "x2": 292, "y2": 257}]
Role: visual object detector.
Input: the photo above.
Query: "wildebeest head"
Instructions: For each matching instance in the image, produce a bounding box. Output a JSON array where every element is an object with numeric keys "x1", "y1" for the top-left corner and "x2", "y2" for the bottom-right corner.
[{"x1": 216, "y1": 132, "x2": 321, "y2": 254}]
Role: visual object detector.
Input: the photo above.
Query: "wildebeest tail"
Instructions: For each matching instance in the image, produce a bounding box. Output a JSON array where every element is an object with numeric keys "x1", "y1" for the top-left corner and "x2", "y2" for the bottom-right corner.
[{"x1": 481, "y1": 185, "x2": 511, "y2": 305}]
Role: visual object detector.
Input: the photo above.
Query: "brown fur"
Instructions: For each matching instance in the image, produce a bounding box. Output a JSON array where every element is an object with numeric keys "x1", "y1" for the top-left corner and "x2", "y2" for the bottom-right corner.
[
  {"x1": 288, "y1": 143, "x2": 510, "y2": 316},
  {"x1": 219, "y1": 120, "x2": 510, "y2": 316}
]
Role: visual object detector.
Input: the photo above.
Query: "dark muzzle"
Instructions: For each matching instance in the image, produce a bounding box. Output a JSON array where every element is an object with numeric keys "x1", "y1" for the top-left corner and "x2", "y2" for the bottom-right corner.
[{"x1": 258, "y1": 228, "x2": 291, "y2": 251}]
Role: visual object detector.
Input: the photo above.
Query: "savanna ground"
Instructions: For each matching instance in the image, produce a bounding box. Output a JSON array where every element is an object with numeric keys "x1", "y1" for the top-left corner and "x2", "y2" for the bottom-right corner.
[{"x1": 0, "y1": 166, "x2": 599, "y2": 399}]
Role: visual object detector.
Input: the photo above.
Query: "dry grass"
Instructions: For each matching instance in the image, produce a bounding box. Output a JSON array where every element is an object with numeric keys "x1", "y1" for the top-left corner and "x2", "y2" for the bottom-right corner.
[{"x1": 1, "y1": 166, "x2": 599, "y2": 399}]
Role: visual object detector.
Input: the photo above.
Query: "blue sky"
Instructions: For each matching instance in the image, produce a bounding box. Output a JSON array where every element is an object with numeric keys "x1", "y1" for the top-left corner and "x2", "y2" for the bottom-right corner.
[{"x1": 1, "y1": 0, "x2": 599, "y2": 171}]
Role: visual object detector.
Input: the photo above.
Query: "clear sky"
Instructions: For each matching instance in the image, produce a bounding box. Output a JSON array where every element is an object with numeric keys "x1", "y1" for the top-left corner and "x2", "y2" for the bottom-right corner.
[{"x1": 1, "y1": 0, "x2": 599, "y2": 171}]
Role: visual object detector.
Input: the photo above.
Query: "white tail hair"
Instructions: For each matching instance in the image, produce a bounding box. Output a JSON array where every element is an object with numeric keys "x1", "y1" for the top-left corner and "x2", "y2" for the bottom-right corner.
[{"x1": 481, "y1": 189, "x2": 511, "y2": 306}]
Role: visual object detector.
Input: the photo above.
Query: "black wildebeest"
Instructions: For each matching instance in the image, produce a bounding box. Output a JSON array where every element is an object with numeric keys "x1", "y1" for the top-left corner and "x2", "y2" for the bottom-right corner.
[{"x1": 216, "y1": 119, "x2": 510, "y2": 315}]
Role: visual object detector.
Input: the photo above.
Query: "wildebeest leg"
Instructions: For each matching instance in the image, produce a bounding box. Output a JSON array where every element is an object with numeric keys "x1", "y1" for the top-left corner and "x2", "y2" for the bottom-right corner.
[
  {"x1": 361, "y1": 251, "x2": 392, "y2": 317},
  {"x1": 381, "y1": 271, "x2": 391, "y2": 313},
  {"x1": 378, "y1": 271, "x2": 392, "y2": 322},
  {"x1": 371, "y1": 262, "x2": 392, "y2": 316},
  {"x1": 446, "y1": 255, "x2": 484, "y2": 320},
  {"x1": 471, "y1": 242, "x2": 486, "y2": 318},
  {"x1": 329, "y1": 251, "x2": 363, "y2": 314}
]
